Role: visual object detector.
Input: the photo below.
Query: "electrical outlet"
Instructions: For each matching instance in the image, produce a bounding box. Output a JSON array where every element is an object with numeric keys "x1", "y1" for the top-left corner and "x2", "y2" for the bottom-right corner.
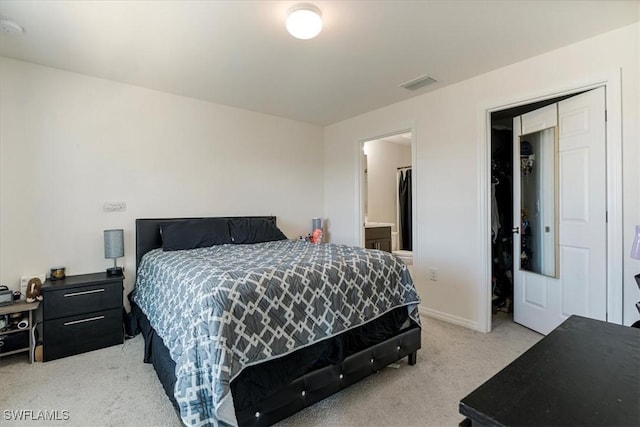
[{"x1": 429, "y1": 268, "x2": 438, "y2": 281}]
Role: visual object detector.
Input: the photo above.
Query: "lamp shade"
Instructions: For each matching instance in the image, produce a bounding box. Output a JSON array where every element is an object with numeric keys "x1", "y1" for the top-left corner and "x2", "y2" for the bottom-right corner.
[
  {"x1": 104, "y1": 229, "x2": 124, "y2": 259},
  {"x1": 631, "y1": 225, "x2": 640, "y2": 260}
]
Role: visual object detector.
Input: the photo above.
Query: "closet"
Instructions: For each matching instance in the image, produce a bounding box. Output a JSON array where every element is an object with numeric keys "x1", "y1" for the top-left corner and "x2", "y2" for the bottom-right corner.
[{"x1": 490, "y1": 92, "x2": 583, "y2": 322}]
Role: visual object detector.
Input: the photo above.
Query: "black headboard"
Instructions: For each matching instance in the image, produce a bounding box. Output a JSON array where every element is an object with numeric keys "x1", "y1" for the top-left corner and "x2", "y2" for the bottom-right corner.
[{"x1": 135, "y1": 216, "x2": 277, "y2": 270}]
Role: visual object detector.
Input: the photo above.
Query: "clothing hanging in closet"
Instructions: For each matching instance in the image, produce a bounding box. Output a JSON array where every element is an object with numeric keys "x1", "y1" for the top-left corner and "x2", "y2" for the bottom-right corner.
[
  {"x1": 399, "y1": 169, "x2": 412, "y2": 251},
  {"x1": 491, "y1": 158, "x2": 513, "y2": 309}
]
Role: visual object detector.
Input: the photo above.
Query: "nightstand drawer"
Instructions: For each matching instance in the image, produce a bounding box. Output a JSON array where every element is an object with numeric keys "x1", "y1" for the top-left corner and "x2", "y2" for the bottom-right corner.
[
  {"x1": 43, "y1": 281, "x2": 121, "y2": 320},
  {"x1": 43, "y1": 307, "x2": 123, "y2": 361}
]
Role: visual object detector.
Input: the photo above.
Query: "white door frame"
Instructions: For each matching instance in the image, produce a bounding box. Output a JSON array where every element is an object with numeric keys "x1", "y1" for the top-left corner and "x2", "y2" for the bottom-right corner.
[
  {"x1": 478, "y1": 73, "x2": 623, "y2": 333},
  {"x1": 356, "y1": 124, "x2": 417, "y2": 249}
]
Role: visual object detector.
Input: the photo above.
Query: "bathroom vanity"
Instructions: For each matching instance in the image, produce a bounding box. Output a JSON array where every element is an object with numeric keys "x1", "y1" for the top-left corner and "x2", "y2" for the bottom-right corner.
[{"x1": 364, "y1": 223, "x2": 392, "y2": 252}]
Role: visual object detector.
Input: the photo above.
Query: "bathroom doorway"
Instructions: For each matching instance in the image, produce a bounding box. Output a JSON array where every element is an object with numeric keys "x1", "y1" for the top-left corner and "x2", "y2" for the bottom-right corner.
[{"x1": 361, "y1": 131, "x2": 414, "y2": 273}]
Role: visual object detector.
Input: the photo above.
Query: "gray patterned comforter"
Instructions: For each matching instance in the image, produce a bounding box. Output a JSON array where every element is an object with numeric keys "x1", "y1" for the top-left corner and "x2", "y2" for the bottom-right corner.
[{"x1": 133, "y1": 240, "x2": 420, "y2": 426}]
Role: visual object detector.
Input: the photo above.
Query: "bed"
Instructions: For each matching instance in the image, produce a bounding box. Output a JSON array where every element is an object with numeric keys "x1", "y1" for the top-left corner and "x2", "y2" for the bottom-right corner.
[{"x1": 130, "y1": 216, "x2": 421, "y2": 426}]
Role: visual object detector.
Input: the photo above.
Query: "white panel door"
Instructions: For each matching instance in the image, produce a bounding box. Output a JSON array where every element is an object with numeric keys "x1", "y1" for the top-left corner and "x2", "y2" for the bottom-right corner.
[
  {"x1": 513, "y1": 87, "x2": 606, "y2": 335},
  {"x1": 558, "y1": 87, "x2": 607, "y2": 321}
]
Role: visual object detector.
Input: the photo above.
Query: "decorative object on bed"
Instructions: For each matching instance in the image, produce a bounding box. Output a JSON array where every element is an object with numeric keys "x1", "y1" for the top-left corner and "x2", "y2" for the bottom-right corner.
[
  {"x1": 311, "y1": 217, "x2": 323, "y2": 243},
  {"x1": 131, "y1": 217, "x2": 421, "y2": 426},
  {"x1": 104, "y1": 229, "x2": 124, "y2": 276}
]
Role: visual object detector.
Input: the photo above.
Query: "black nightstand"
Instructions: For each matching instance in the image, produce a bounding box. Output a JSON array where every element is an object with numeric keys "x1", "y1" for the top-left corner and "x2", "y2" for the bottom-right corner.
[{"x1": 41, "y1": 272, "x2": 124, "y2": 361}]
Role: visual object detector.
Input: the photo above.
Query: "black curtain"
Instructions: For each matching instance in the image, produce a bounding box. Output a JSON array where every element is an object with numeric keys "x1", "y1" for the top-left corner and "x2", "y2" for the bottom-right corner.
[{"x1": 399, "y1": 169, "x2": 412, "y2": 250}]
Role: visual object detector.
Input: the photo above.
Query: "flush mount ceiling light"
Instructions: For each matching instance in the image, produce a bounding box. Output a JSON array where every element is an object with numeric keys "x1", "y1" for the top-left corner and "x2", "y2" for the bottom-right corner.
[{"x1": 286, "y1": 3, "x2": 322, "y2": 40}]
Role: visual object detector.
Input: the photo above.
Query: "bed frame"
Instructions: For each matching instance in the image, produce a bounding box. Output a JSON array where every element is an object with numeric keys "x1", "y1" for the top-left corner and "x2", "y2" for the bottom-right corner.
[{"x1": 134, "y1": 217, "x2": 421, "y2": 426}]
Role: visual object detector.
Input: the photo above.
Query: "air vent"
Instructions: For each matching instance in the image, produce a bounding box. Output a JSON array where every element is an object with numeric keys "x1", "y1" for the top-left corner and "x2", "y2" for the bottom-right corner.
[{"x1": 400, "y1": 75, "x2": 437, "y2": 91}]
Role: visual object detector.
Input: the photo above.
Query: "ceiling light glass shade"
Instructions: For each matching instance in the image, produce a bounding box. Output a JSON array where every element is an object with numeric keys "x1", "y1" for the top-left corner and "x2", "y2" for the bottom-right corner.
[{"x1": 286, "y1": 4, "x2": 322, "y2": 40}]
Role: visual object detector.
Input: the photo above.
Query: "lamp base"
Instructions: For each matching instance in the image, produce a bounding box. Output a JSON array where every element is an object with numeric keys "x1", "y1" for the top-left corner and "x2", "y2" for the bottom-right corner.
[{"x1": 106, "y1": 267, "x2": 123, "y2": 277}]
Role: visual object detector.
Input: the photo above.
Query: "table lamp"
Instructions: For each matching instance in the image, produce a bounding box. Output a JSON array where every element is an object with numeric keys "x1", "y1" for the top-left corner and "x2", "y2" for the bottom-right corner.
[{"x1": 104, "y1": 229, "x2": 124, "y2": 276}]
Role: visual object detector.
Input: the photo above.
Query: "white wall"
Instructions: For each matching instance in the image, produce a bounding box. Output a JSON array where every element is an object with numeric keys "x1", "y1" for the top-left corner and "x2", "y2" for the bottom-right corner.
[
  {"x1": 324, "y1": 23, "x2": 640, "y2": 329},
  {"x1": 365, "y1": 139, "x2": 411, "y2": 228},
  {"x1": 0, "y1": 58, "x2": 324, "y2": 298}
]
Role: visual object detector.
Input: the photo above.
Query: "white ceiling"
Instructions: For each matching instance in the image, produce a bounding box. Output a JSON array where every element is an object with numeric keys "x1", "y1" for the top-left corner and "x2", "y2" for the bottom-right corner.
[{"x1": 0, "y1": 1, "x2": 638, "y2": 125}]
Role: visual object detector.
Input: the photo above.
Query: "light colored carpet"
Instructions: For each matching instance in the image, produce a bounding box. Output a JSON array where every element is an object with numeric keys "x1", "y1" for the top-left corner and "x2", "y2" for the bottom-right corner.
[{"x1": 0, "y1": 313, "x2": 541, "y2": 427}]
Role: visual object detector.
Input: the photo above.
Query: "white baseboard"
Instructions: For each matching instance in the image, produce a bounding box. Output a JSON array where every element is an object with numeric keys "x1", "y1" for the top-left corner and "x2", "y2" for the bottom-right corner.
[{"x1": 418, "y1": 305, "x2": 483, "y2": 332}]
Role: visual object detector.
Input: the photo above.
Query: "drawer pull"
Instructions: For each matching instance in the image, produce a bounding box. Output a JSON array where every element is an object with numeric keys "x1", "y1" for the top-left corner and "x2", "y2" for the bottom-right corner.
[
  {"x1": 63, "y1": 316, "x2": 105, "y2": 326},
  {"x1": 64, "y1": 289, "x2": 105, "y2": 297}
]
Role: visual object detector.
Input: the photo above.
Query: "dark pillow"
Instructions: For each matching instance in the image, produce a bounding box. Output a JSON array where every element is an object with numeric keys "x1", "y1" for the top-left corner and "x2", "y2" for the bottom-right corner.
[
  {"x1": 160, "y1": 218, "x2": 232, "y2": 251},
  {"x1": 228, "y1": 218, "x2": 287, "y2": 244}
]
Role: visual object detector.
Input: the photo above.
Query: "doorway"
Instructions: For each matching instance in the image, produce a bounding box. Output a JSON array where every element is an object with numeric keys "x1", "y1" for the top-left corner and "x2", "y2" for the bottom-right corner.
[
  {"x1": 489, "y1": 88, "x2": 608, "y2": 333},
  {"x1": 360, "y1": 131, "x2": 415, "y2": 274}
]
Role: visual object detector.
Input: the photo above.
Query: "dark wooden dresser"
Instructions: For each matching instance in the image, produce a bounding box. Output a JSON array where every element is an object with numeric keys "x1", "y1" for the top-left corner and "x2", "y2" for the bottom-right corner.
[
  {"x1": 459, "y1": 315, "x2": 640, "y2": 426},
  {"x1": 41, "y1": 272, "x2": 123, "y2": 361}
]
